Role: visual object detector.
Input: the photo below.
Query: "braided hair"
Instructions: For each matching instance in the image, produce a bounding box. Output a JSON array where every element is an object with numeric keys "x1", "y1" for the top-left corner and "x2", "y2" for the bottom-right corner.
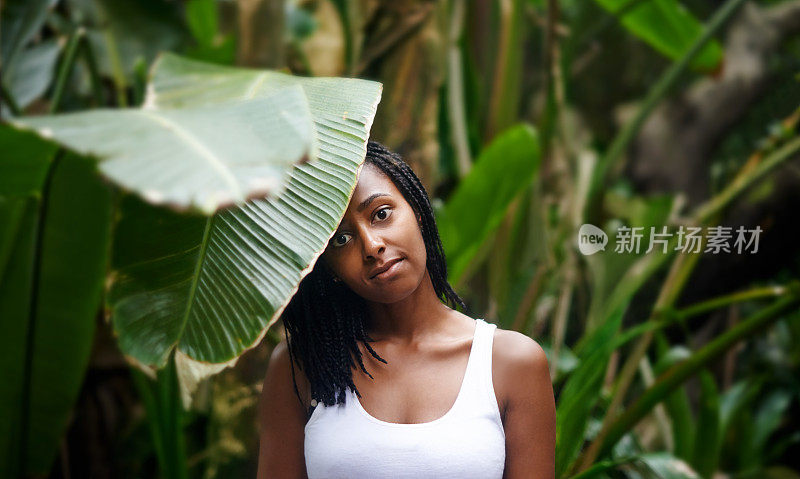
[{"x1": 279, "y1": 141, "x2": 470, "y2": 418}]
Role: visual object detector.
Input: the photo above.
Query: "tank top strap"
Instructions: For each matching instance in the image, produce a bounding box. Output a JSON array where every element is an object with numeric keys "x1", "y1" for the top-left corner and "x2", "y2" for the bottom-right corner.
[
  {"x1": 455, "y1": 318, "x2": 500, "y2": 418},
  {"x1": 474, "y1": 319, "x2": 498, "y2": 394}
]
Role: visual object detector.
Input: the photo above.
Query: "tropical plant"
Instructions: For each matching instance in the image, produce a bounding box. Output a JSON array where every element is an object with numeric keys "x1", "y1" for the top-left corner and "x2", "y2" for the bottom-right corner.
[
  {"x1": 1, "y1": 48, "x2": 382, "y2": 476},
  {"x1": 2, "y1": 0, "x2": 800, "y2": 477}
]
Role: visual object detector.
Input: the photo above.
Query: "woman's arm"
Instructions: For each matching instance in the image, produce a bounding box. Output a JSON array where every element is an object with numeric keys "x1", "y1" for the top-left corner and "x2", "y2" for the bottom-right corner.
[
  {"x1": 257, "y1": 338, "x2": 310, "y2": 479},
  {"x1": 495, "y1": 330, "x2": 557, "y2": 479}
]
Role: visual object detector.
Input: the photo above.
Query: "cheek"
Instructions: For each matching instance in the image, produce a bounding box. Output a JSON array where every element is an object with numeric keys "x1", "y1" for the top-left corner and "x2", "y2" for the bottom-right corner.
[{"x1": 408, "y1": 220, "x2": 427, "y2": 264}]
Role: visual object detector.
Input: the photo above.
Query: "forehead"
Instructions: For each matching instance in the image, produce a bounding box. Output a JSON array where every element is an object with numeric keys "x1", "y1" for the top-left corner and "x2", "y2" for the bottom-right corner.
[{"x1": 348, "y1": 163, "x2": 400, "y2": 207}]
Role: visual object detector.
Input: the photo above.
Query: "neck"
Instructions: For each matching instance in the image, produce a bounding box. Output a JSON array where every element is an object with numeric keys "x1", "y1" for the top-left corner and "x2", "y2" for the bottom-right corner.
[{"x1": 364, "y1": 269, "x2": 458, "y2": 345}]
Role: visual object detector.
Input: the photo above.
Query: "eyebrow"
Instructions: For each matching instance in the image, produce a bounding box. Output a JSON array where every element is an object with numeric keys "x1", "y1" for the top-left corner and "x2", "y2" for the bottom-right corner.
[{"x1": 357, "y1": 192, "x2": 391, "y2": 212}]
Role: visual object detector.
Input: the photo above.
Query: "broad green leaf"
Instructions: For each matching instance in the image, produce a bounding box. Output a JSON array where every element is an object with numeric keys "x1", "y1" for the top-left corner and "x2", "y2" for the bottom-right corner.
[
  {"x1": 0, "y1": 197, "x2": 38, "y2": 479},
  {"x1": 437, "y1": 124, "x2": 540, "y2": 287},
  {"x1": 0, "y1": 0, "x2": 56, "y2": 68},
  {"x1": 184, "y1": 0, "x2": 235, "y2": 65},
  {"x1": 0, "y1": 126, "x2": 56, "y2": 280},
  {"x1": 1, "y1": 39, "x2": 61, "y2": 112},
  {"x1": 0, "y1": 125, "x2": 56, "y2": 197},
  {"x1": 593, "y1": 0, "x2": 723, "y2": 72},
  {"x1": 0, "y1": 197, "x2": 30, "y2": 287},
  {"x1": 0, "y1": 152, "x2": 112, "y2": 476},
  {"x1": 10, "y1": 86, "x2": 317, "y2": 214},
  {"x1": 186, "y1": 0, "x2": 218, "y2": 46},
  {"x1": 65, "y1": 0, "x2": 190, "y2": 79},
  {"x1": 109, "y1": 53, "x2": 382, "y2": 404}
]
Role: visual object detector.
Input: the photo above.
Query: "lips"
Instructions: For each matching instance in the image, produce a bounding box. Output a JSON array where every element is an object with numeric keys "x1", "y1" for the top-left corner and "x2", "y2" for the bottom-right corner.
[{"x1": 369, "y1": 258, "x2": 403, "y2": 279}]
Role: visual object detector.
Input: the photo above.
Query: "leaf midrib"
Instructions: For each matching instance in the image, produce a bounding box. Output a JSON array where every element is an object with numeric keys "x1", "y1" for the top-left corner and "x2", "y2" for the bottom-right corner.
[
  {"x1": 174, "y1": 215, "x2": 214, "y2": 356},
  {"x1": 139, "y1": 110, "x2": 240, "y2": 198}
]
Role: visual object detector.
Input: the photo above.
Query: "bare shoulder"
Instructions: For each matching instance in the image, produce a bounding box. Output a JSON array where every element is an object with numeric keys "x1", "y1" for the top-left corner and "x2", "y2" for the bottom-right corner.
[
  {"x1": 260, "y1": 337, "x2": 311, "y2": 417},
  {"x1": 492, "y1": 327, "x2": 549, "y2": 369},
  {"x1": 257, "y1": 336, "x2": 311, "y2": 478},
  {"x1": 265, "y1": 337, "x2": 293, "y2": 375},
  {"x1": 490, "y1": 327, "x2": 552, "y2": 414}
]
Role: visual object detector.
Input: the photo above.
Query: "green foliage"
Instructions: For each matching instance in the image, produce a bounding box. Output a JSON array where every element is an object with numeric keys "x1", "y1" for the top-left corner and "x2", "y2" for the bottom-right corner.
[
  {"x1": 185, "y1": 0, "x2": 236, "y2": 65},
  {"x1": 2, "y1": 38, "x2": 381, "y2": 479},
  {"x1": 3, "y1": 0, "x2": 800, "y2": 477},
  {"x1": 556, "y1": 304, "x2": 627, "y2": 477},
  {"x1": 592, "y1": 0, "x2": 723, "y2": 72},
  {"x1": 0, "y1": 148, "x2": 112, "y2": 476},
  {"x1": 437, "y1": 124, "x2": 541, "y2": 287}
]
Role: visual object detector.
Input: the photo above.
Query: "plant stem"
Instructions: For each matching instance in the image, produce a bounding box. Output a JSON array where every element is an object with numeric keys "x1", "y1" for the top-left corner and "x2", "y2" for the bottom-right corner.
[
  {"x1": 132, "y1": 355, "x2": 188, "y2": 479},
  {"x1": 673, "y1": 284, "x2": 790, "y2": 321},
  {"x1": 50, "y1": 28, "x2": 86, "y2": 114},
  {"x1": 94, "y1": 0, "x2": 128, "y2": 107},
  {"x1": 695, "y1": 136, "x2": 800, "y2": 223},
  {"x1": 80, "y1": 34, "x2": 105, "y2": 106},
  {"x1": 447, "y1": 0, "x2": 472, "y2": 177},
  {"x1": 551, "y1": 250, "x2": 575, "y2": 379},
  {"x1": 485, "y1": 0, "x2": 525, "y2": 140},
  {"x1": 613, "y1": 283, "x2": 792, "y2": 349}
]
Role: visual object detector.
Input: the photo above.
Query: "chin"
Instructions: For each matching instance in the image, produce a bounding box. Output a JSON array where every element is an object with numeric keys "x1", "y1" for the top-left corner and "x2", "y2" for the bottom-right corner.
[{"x1": 361, "y1": 264, "x2": 425, "y2": 303}]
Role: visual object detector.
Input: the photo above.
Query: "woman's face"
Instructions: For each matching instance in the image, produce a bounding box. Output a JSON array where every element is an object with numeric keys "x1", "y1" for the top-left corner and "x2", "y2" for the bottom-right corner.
[{"x1": 321, "y1": 163, "x2": 428, "y2": 303}]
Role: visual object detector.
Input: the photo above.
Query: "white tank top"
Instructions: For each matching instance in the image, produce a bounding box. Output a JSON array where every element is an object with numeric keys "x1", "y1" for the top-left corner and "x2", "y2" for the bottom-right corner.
[{"x1": 304, "y1": 318, "x2": 505, "y2": 478}]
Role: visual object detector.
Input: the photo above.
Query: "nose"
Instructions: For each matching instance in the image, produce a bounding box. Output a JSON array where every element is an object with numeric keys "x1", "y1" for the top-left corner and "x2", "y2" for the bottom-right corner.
[{"x1": 360, "y1": 226, "x2": 385, "y2": 260}]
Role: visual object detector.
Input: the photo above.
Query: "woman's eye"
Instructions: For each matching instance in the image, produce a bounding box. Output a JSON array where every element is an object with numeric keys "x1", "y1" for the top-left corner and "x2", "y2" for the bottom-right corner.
[
  {"x1": 374, "y1": 207, "x2": 392, "y2": 221},
  {"x1": 331, "y1": 233, "x2": 350, "y2": 248},
  {"x1": 330, "y1": 208, "x2": 390, "y2": 248}
]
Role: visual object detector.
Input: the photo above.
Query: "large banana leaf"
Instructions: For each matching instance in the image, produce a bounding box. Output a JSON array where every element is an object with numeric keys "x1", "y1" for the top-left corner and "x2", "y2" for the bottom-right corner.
[
  {"x1": 110, "y1": 53, "x2": 382, "y2": 404},
  {"x1": 0, "y1": 150, "x2": 113, "y2": 477},
  {"x1": 10, "y1": 86, "x2": 317, "y2": 214},
  {"x1": 0, "y1": 126, "x2": 56, "y2": 278}
]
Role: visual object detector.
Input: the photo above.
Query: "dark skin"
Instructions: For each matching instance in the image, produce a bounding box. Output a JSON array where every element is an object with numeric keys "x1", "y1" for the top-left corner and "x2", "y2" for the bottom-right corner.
[{"x1": 257, "y1": 163, "x2": 556, "y2": 478}]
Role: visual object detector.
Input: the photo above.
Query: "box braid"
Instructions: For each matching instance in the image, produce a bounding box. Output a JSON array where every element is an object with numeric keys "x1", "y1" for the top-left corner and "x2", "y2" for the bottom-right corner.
[{"x1": 279, "y1": 140, "x2": 471, "y2": 420}]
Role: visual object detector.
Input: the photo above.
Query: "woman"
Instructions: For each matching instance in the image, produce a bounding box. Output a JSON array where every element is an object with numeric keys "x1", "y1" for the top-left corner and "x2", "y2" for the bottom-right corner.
[{"x1": 257, "y1": 141, "x2": 556, "y2": 478}]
